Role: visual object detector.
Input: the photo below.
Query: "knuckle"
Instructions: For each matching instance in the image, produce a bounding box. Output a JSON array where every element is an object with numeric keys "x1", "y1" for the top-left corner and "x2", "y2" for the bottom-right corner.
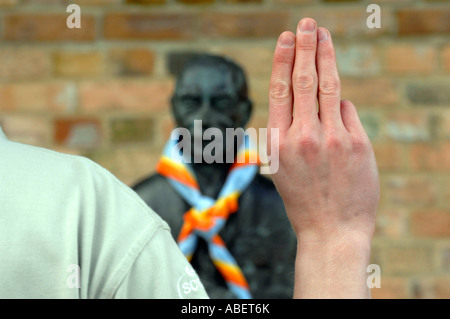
[
  {"x1": 351, "y1": 136, "x2": 371, "y2": 153},
  {"x1": 293, "y1": 73, "x2": 316, "y2": 92},
  {"x1": 325, "y1": 135, "x2": 344, "y2": 150},
  {"x1": 270, "y1": 80, "x2": 291, "y2": 101},
  {"x1": 319, "y1": 77, "x2": 341, "y2": 95},
  {"x1": 298, "y1": 42, "x2": 316, "y2": 51},
  {"x1": 297, "y1": 133, "x2": 320, "y2": 152}
]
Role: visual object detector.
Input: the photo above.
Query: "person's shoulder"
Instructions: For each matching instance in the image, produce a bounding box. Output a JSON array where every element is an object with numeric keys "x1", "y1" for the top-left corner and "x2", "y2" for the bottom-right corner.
[{"x1": 4, "y1": 140, "x2": 168, "y2": 226}]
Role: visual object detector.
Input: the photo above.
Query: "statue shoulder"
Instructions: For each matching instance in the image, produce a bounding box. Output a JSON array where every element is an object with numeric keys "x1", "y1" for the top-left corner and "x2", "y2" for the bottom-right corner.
[{"x1": 246, "y1": 174, "x2": 282, "y2": 201}]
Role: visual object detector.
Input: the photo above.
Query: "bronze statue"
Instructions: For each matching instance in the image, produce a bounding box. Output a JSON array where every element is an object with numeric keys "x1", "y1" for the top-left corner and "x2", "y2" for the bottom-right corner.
[{"x1": 132, "y1": 54, "x2": 296, "y2": 298}]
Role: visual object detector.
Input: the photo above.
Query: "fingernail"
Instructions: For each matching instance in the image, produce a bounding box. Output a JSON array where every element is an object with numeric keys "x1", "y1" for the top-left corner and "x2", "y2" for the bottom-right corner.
[
  {"x1": 318, "y1": 29, "x2": 328, "y2": 42},
  {"x1": 300, "y1": 19, "x2": 316, "y2": 33},
  {"x1": 280, "y1": 33, "x2": 295, "y2": 47}
]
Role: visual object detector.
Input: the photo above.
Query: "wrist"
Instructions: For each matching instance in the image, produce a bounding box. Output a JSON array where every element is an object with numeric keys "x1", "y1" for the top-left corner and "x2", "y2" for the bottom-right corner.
[{"x1": 294, "y1": 232, "x2": 373, "y2": 299}]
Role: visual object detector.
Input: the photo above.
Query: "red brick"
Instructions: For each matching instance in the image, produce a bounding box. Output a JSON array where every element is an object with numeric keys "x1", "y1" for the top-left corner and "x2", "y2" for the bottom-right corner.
[
  {"x1": 0, "y1": 82, "x2": 74, "y2": 112},
  {"x1": 409, "y1": 142, "x2": 450, "y2": 171},
  {"x1": 54, "y1": 51, "x2": 104, "y2": 78},
  {"x1": 340, "y1": 78, "x2": 399, "y2": 107},
  {"x1": 397, "y1": 9, "x2": 450, "y2": 35},
  {"x1": 54, "y1": 117, "x2": 102, "y2": 148},
  {"x1": 104, "y1": 13, "x2": 196, "y2": 40},
  {"x1": 385, "y1": 44, "x2": 436, "y2": 74},
  {"x1": 109, "y1": 48, "x2": 155, "y2": 76},
  {"x1": 79, "y1": 79, "x2": 174, "y2": 113},
  {"x1": 411, "y1": 209, "x2": 450, "y2": 238},
  {"x1": 4, "y1": 14, "x2": 96, "y2": 42},
  {"x1": 0, "y1": 48, "x2": 51, "y2": 80},
  {"x1": 382, "y1": 176, "x2": 437, "y2": 207},
  {"x1": 202, "y1": 12, "x2": 289, "y2": 38},
  {"x1": 0, "y1": 115, "x2": 49, "y2": 147}
]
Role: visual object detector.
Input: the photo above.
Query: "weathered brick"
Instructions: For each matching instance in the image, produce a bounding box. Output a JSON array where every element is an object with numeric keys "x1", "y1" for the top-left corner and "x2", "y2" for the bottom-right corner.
[
  {"x1": 86, "y1": 147, "x2": 161, "y2": 186},
  {"x1": 385, "y1": 44, "x2": 436, "y2": 74},
  {"x1": 289, "y1": 7, "x2": 391, "y2": 38},
  {"x1": 0, "y1": 48, "x2": 51, "y2": 80},
  {"x1": 385, "y1": 112, "x2": 433, "y2": 143},
  {"x1": 442, "y1": 245, "x2": 450, "y2": 272},
  {"x1": 375, "y1": 207, "x2": 408, "y2": 238},
  {"x1": 213, "y1": 46, "x2": 274, "y2": 77},
  {"x1": 273, "y1": 0, "x2": 311, "y2": 3},
  {"x1": 104, "y1": 13, "x2": 196, "y2": 40},
  {"x1": 382, "y1": 176, "x2": 437, "y2": 207},
  {"x1": 0, "y1": 0, "x2": 16, "y2": 7},
  {"x1": 397, "y1": 9, "x2": 450, "y2": 35},
  {"x1": 178, "y1": 0, "x2": 214, "y2": 4},
  {"x1": 201, "y1": 12, "x2": 289, "y2": 38},
  {"x1": 411, "y1": 209, "x2": 450, "y2": 238},
  {"x1": 0, "y1": 82, "x2": 75, "y2": 112},
  {"x1": 412, "y1": 277, "x2": 450, "y2": 299},
  {"x1": 54, "y1": 117, "x2": 102, "y2": 148},
  {"x1": 126, "y1": 0, "x2": 166, "y2": 4},
  {"x1": 409, "y1": 142, "x2": 450, "y2": 171},
  {"x1": 372, "y1": 142, "x2": 403, "y2": 171},
  {"x1": 341, "y1": 78, "x2": 399, "y2": 107},
  {"x1": 4, "y1": 14, "x2": 96, "y2": 42},
  {"x1": 54, "y1": 51, "x2": 104, "y2": 78},
  {"x1": 0, "y1": 115, "x2": 49, "y2": 147},
  {"x1": 335, "y1": 44, "x2": 380, "y2": 76},
  {"x1": 79, "y1": 79, "x2": 174, "y2": 113},
  {"x1": 382, "y1": 243, "x2": 435, "y2": 275},
  {"x1": 358, "y1": 112, "x2": 381, "y2": 141},
  {"x1": 22, "y1": 0, "x2": 121, "y2": 4},
  {"x1": 110, "y1": 117, "x2": 155, "y2": 144},
  {"x1": 370, "y1": 277, "x2": 409, "y2": 299},
  {"x1": 406, "y1": 82, "x2": 450, "y2": 106},
  {"x1": 442, "y1": 45, "x2": 450, "y2": 73},
  {"x1": 109, "y1": 48, "x2": 155, "y2": 76},
  {"x1": 224, "y1": 0, "x2": 262, "y2": 3}
]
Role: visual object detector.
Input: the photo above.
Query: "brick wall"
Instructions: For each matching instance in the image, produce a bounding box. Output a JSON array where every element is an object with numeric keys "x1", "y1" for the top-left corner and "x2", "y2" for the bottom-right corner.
[{"x1": 0, "y1": 0, "x2": 449, "y2": 299}]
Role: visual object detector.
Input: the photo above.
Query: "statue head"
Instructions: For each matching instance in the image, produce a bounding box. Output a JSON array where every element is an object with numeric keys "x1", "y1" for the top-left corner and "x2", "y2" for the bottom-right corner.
[{"x1": 170, "y1": 54, "x2": 253, "y2": 164}]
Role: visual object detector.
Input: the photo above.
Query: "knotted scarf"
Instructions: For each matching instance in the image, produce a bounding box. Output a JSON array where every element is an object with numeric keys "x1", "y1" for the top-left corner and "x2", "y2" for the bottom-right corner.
[{"x1": 156, "y1": 133, "x2": 259, "y2": 299}]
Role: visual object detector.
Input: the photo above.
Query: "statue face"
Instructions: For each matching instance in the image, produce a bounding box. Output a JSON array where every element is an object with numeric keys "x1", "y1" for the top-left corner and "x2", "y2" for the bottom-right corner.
[{"x1": 172, "y1": 64, "x2": 250, "y2": 162}]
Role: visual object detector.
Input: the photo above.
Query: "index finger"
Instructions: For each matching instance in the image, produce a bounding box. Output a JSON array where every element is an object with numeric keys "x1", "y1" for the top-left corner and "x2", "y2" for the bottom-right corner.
[{"x1": 268, "y1": 31, "x2": 296, "y2": 133}]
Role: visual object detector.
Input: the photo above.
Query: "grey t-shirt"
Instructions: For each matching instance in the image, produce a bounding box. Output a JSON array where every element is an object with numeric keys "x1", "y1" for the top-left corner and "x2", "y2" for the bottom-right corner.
[{"x1": 0, "y1": 127, "x2": 208, "y2": 299}]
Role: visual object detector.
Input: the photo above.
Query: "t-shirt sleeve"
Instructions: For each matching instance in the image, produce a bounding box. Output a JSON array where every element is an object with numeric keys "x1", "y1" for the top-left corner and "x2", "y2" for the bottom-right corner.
[{"x1": 113, "y1": 226, "x2": 209, "y2": 299}]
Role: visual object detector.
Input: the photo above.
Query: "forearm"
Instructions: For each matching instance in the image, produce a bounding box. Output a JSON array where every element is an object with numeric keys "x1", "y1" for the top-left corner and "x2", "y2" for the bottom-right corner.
[{"x1": 293, "y1": 233, "x2": 372, "y2": 299}]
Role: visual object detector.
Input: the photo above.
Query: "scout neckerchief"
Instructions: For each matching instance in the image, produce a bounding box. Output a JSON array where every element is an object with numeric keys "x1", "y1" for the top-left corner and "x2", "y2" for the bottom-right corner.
[{"x1": 156, "y1": 133, "x2": 259, "y2": 299}]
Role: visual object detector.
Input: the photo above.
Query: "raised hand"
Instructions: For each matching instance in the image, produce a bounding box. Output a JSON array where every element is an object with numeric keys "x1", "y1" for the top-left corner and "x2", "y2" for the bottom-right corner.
[{"x1": 267, "y1": 18, "x2": 380, "y2": 298}]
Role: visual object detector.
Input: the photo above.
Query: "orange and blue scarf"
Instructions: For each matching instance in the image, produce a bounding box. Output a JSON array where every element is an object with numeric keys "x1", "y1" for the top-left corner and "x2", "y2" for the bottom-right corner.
[{"x1": 156, "y1": 134, "x2": 259, "y2": 299}]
